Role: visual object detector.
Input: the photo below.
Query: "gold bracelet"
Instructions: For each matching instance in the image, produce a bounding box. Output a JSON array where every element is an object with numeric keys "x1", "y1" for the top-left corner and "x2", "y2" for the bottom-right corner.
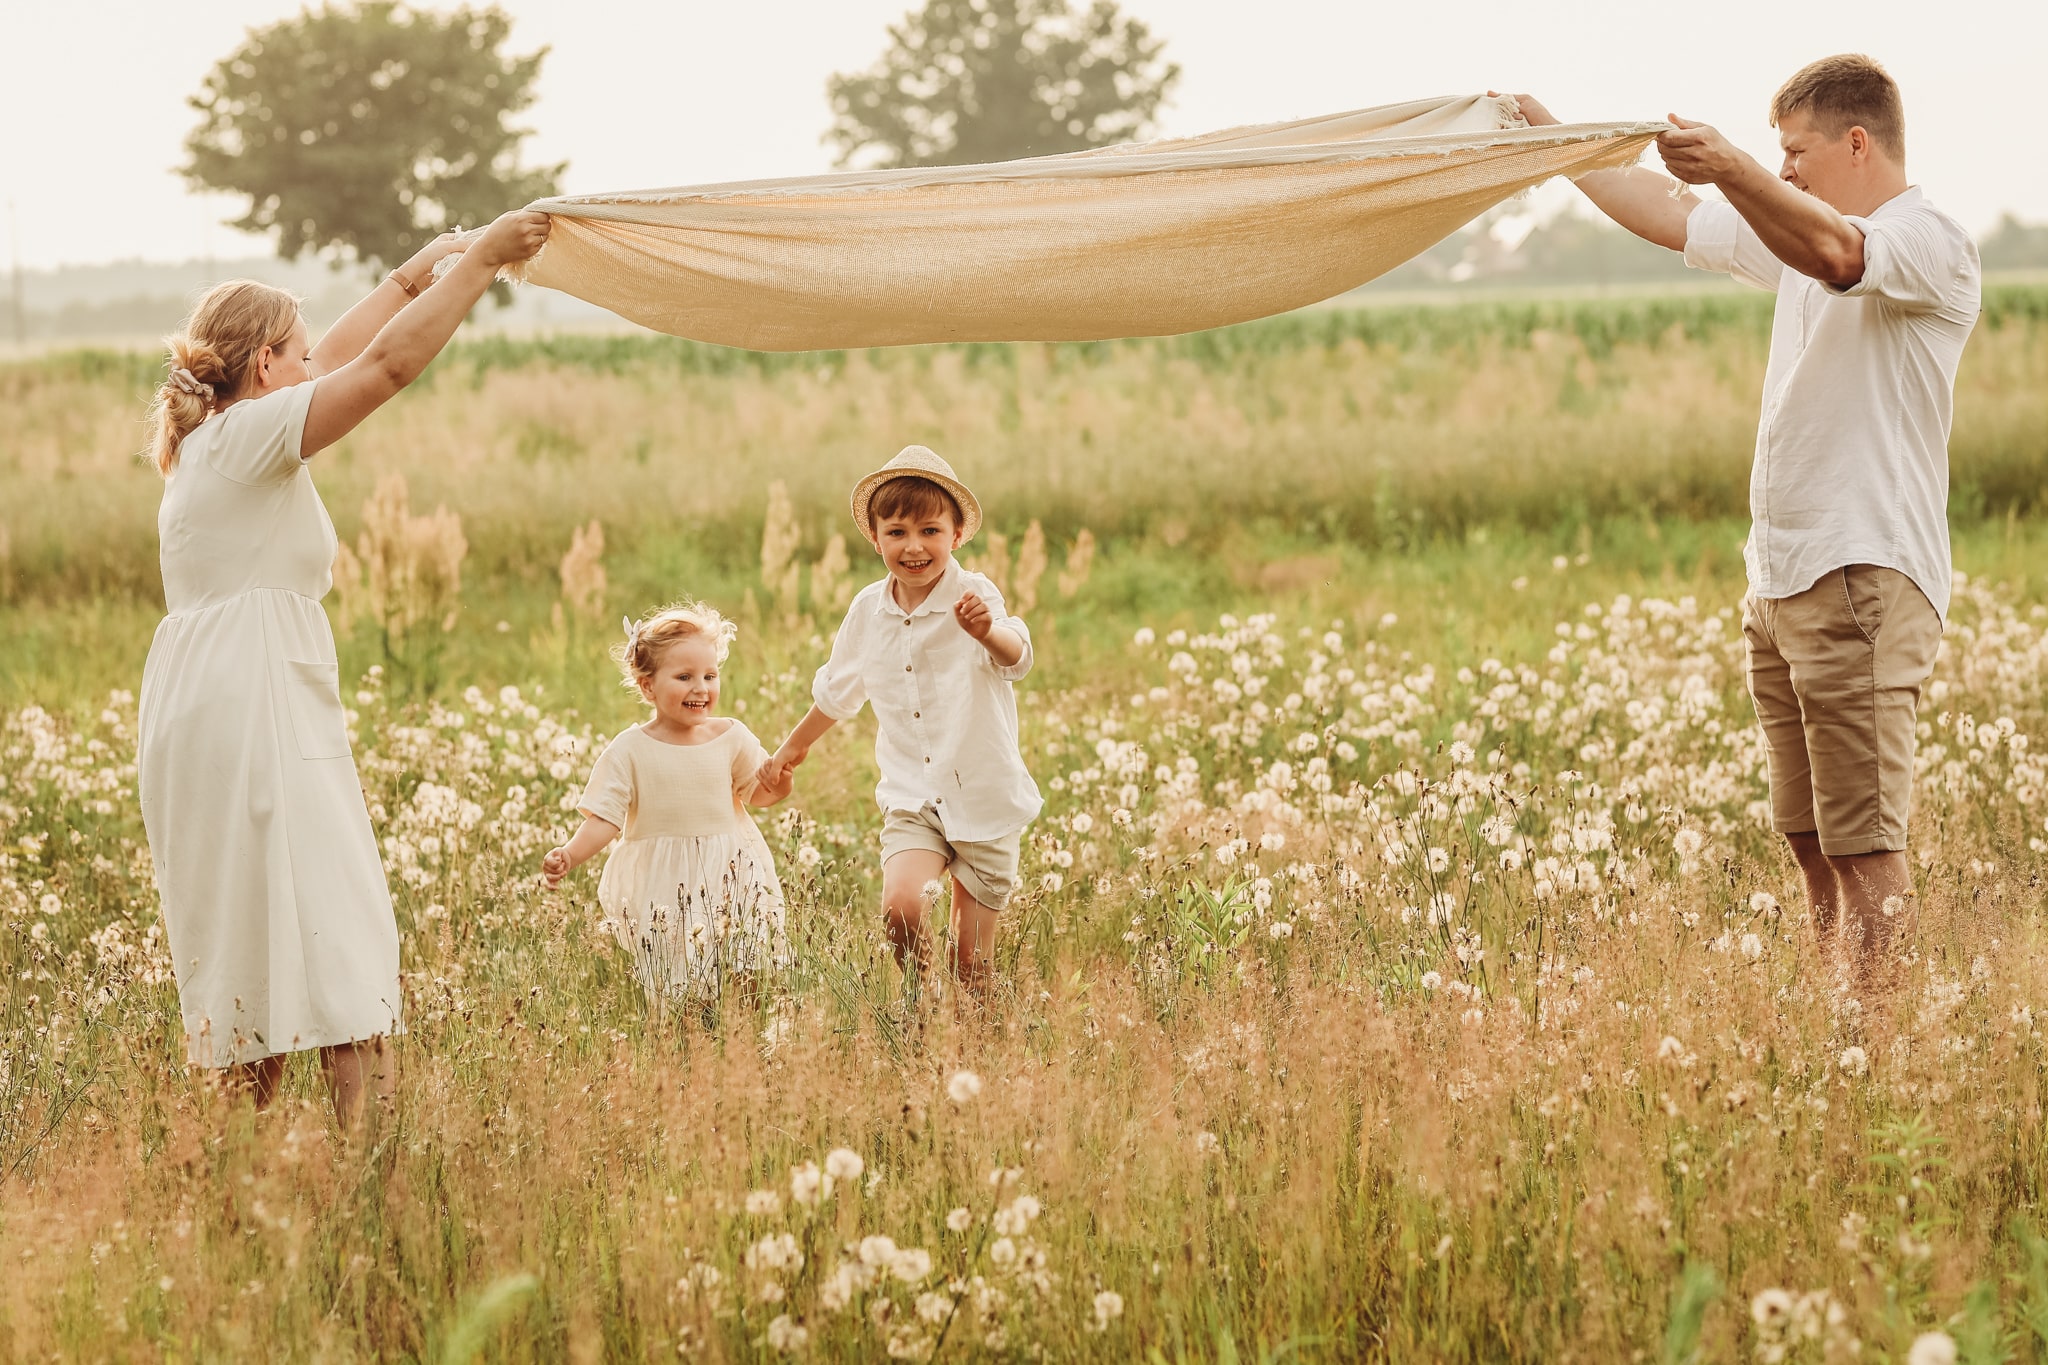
[{"x1": 386, "y1": 269, "x2": 420, "y2": 299}]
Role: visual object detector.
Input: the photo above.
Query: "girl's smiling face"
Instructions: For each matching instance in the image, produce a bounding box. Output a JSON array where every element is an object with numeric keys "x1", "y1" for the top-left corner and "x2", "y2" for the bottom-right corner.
[{"x1": 638, "y1": 634, "x2": 721, "y2": 730}]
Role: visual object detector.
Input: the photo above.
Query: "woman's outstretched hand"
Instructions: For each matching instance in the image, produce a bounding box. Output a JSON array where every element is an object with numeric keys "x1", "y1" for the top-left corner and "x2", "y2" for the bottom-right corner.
[{"x1": 472, "y1": 210, "x2": 552, "y2": 268}]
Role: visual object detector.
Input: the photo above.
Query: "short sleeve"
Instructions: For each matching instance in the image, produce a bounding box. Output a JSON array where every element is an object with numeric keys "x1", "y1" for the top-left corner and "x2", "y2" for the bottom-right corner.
[
  {"x1": 576, "y1": 733, "x2": 635, "y2": 828},
  {"x1": 1684, "y1": 201, "x2": 1785, "y2": 293},
  {"x1": 727, "y1": 722, "x2": 772, "y2": 801},
  {"x1": 963, "y1": 573, "x2": 1033, "y2": 683},
  {"x1": 812, "y1": 605, "x2": 869, "y2": 721},
  {"x1": 202, "y1": 380, "x2": 319, "y2": 486},
  {"x1": 1828, "y1": 207, "x2": 1975, "y2": 316}
]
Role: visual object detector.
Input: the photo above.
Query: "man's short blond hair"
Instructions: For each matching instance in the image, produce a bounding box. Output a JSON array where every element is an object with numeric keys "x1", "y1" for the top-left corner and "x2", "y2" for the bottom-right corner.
[{"x1": 1770, "y1": 54, "x2": 1905, "y2": 162}]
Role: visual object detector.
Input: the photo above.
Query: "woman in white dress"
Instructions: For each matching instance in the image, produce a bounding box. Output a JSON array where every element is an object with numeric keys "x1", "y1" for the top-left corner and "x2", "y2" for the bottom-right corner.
[{"x1": 139, "y1": 209, "x2": 550, "y2": 1122}]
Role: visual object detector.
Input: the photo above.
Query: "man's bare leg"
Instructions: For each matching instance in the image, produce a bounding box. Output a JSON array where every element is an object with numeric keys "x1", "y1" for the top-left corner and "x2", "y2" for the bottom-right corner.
[
  {"x1": 1827, "y1": 848, "x2": 1915, "y2": 995},
  {"x1": 320, "y1": 1037, "x2": 393, "y2": 1129},
  {"x1": 1785, "y1": 832, "x2": 1843, "y2": 947}
]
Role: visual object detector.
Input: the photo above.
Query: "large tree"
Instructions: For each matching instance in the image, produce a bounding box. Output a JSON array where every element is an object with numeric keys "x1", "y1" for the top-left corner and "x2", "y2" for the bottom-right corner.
[
  {"x1": 182, "y1": 3, "x2": 563, "y2": 273},
  {"x1": 826, "y1": 0, "x2": 1180, "y2": 170}
]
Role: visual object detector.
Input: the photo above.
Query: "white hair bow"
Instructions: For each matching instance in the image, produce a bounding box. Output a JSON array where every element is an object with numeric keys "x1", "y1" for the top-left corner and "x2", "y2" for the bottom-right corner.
[{"x1": 622, "y1": 615, "x2": 639, "y2": 645}]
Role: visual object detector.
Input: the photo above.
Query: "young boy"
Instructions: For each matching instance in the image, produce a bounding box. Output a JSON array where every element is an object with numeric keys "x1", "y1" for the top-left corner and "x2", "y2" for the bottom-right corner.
[{"x1": 762, "y1": 445, "x2": 1040, "y2": 991}]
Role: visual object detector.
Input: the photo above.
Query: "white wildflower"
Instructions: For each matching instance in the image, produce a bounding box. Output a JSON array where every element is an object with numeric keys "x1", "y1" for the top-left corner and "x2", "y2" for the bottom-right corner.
[
  {"x1": 1751, "y1": 1288, "x2": 1793, "y2": 1331},
  {"x1": 790, "y1": 1162, "x2": 825, "y2": 1208},
  {"x1": 766, "y1": 1314, "x2": 808, "y2": 1352},
  {"x1": 1907, "y1": 1332, "x2": 1958, "y2": 1365},
  {"x1": 946, "y1": 1070, "x2": 983, "y2": 1104}
]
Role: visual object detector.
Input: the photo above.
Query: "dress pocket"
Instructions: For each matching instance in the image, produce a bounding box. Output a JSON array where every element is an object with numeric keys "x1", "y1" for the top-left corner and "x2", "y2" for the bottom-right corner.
[{"x1": 284, "y1": 659, "x2": 351, "y2": 760}]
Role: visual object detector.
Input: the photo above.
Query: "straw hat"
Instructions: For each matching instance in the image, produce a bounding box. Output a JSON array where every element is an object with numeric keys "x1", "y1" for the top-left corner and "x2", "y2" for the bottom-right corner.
[{"x1": 848, "y1": 445, "x2": 983, "y2": 544}]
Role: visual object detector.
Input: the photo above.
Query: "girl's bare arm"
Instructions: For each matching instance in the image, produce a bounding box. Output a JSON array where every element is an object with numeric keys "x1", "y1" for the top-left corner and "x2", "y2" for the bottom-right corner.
[{"x1": 542, "y1": 814, "x2": 621, "y2": 887}]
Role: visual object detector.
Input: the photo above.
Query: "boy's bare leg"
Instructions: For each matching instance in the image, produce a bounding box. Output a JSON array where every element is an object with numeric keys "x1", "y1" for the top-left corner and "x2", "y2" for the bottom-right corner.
[
  {"x1": 320, "y1": 1037, "x2": 393, "y2": 1129},
  {"x1": 949, "y1": 877, "x2": 1001, "y2": 1002},
  {"x1": 883, "y1": 849, "x2": 951, "y2": 978}
]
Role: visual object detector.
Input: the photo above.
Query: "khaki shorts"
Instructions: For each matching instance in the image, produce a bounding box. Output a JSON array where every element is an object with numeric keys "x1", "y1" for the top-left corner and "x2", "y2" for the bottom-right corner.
[
  {"x1": 879, "y1": 804, "x2": 1023, "y2": 911},
  {"x1": 1742, "y1": 564, "x2": 1941, "y2": 857}
]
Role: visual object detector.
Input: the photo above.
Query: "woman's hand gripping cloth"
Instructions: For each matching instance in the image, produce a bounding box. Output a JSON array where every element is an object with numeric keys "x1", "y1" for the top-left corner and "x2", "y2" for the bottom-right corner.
[{"x1": 513, "y1": 94, "x2": 1665, "y2": 351}]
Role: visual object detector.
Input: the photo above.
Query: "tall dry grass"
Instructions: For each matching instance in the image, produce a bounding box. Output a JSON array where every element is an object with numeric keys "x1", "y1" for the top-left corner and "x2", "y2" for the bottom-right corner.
[
  {"x1": 7, "y1": 565, "x2": 2048, "y2": 1359},
  {"x1": 2, "y1": 291, "x2": 2044, "y2": 606}
]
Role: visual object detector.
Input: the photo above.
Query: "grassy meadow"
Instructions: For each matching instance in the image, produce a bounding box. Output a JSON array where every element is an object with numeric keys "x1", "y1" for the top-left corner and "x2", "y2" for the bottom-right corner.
[{"x1": 5, "y1": 288, "x2": 2048, "y2": 1361}]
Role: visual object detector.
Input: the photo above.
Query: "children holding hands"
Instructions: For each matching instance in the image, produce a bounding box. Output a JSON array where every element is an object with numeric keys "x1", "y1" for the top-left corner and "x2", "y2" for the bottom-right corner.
[
  {"x1": 762, "y1": 446, "x2": 1041, "y2": 992},
  {"x1": 543, "y1": 602, "x2": 790, "y2": 1004}
]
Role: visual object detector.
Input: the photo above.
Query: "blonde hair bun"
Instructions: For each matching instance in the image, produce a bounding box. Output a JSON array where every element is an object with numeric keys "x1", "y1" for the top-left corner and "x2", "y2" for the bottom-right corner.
[{"x1": 146, "y1": 280, "x2": 302, "y2": 474}]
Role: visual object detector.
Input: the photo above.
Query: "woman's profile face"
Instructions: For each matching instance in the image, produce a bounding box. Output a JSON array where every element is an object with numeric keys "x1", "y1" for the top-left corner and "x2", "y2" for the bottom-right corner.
[{"x1": 252, "y1": 315, "x2": 313, "y2": 395}]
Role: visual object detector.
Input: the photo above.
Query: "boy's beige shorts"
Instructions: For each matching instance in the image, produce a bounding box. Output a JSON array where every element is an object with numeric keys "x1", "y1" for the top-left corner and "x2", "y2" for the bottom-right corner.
[
  {"x1": 880, "y1": 804, "x2": 1023, "y2": 910},
  {"x1": 1742, "y1": 565, "x2": 1942, "y2": 857}
]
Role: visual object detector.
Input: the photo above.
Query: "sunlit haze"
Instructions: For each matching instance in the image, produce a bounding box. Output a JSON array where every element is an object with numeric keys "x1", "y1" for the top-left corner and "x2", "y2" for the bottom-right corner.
[{"x1": 9, "y1": 0, "x2": 2043, "y2": 269}]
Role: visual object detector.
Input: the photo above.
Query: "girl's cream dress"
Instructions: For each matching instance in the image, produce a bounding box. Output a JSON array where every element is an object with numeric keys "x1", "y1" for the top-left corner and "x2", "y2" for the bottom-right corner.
[{"x1": 576, "y1": 721, "x2": 787, "y2": 999}]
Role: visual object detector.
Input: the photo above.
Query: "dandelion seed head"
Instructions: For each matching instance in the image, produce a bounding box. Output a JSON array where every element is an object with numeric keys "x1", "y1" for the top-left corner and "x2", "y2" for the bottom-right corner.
[
  {"x1": 946, "y1": 1071, "x2": 983, "y2": 1104},
  {"x1": 1907, "y1": 1332, "x2": 1958, "y2": 1365}
]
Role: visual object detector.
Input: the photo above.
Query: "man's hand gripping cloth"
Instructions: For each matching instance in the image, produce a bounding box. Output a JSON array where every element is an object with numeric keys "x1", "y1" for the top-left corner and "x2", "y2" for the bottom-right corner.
[{"x1": 513, "y1": 94, "x2": 1665, "y2": 351}]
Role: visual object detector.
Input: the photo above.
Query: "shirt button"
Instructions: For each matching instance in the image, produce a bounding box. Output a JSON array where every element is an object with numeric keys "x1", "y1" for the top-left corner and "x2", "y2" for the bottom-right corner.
[
  {"x1": 925, "y1": 756, "x2": 931, "y2": 763},
  {"x1": 905, "y1": 665, "x2": 912, "y2": 672},
  {"x1": 914, "y1": 711, "x2": 920, "y2": 718}
]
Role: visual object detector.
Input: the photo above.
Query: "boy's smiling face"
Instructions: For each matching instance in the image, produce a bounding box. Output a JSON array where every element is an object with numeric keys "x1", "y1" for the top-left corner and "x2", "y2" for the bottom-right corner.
[{"x1": 870, "y1": 509, "x2": 965, "y2": 595}]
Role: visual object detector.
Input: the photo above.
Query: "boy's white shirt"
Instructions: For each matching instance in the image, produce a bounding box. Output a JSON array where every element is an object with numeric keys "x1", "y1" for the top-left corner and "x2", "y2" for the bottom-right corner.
[{"x1": 812, "y1": 559, "x2": 1042, "y2": 841}]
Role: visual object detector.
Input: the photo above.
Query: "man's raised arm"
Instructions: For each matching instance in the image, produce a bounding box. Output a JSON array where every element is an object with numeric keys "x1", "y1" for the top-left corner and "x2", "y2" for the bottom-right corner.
[
  {"x1": 1505, "y1": 93, "x2": 1698, "y2": 252},
  {"x1": 1654, "y1": 116, "x2": 1867, "y2": 288}
]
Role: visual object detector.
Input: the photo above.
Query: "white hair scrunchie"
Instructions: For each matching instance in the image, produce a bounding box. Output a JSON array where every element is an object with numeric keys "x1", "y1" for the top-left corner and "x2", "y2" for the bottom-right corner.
[{"x1": 167, "y1": 367, "x2": 214, "y2": 399}]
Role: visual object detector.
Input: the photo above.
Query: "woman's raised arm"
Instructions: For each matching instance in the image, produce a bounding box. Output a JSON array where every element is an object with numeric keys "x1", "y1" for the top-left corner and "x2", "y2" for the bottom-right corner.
[
  {"x1": 308, "y1": 230, "x2": 471, "y2": 375},
  {"x1": 302, "y1": 209, "x2": 550, "y2": 459}
]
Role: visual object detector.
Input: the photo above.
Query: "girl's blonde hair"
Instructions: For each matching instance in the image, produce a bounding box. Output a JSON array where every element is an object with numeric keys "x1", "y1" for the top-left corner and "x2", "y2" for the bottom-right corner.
[
  {"x1": 147, "y1": 280, "x2": 303, "y2": 475},
  {"x1": 615, "y1": 601, "x2": 739, "y2": 693}
]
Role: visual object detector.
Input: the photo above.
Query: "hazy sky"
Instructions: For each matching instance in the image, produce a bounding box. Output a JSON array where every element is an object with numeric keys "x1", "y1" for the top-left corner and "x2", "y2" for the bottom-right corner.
[{"x1": 7, "y1": 0, "x2": 2041, "y2": 270}]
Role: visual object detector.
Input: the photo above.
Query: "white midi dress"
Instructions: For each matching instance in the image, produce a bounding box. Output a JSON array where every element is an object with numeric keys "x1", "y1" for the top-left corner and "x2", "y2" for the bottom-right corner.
[
  {"x1": 138, "y1": 381, "x2": 401, "y2": 1066},
  {"x1": 577, "y1": 722, "x2": 787, "y2": 1001}
]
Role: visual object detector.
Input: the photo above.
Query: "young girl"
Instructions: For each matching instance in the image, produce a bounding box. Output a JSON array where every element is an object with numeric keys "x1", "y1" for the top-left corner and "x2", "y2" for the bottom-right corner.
[{"x1": 543, "y1": 602, "x2": 792, "y2": 1005}]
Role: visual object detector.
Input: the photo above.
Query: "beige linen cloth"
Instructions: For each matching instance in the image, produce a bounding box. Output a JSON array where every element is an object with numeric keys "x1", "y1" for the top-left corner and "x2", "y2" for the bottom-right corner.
[{"x1": 515, "y1": 95, "x2": 1665, "y2": 350}]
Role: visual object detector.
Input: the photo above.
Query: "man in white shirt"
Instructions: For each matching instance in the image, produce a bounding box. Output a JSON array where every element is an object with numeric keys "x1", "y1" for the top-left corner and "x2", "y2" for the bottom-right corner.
[{"x1": 1511, "y1": 56, "x2": 1980, "y2": 991}]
